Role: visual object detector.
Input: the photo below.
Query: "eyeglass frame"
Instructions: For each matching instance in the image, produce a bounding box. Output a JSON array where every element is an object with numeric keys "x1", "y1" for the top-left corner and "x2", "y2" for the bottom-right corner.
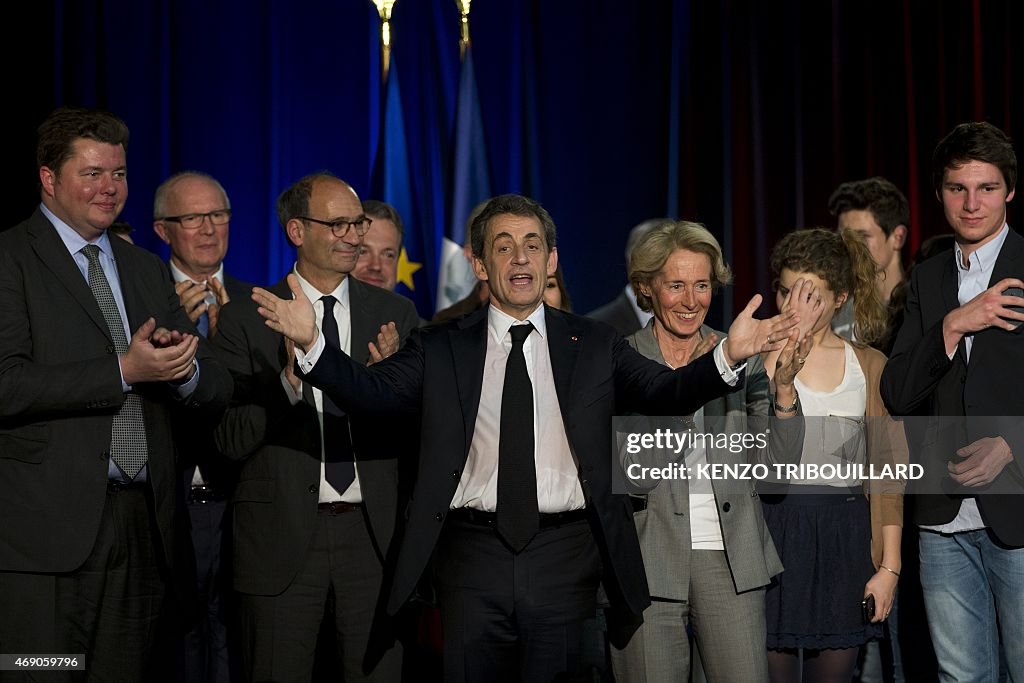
[
  {"x1": 296, "y1": 215, "x2": 373, "y2": 238},
  {"x1": 158, "y1": 209, "x2": 232, "y2": 230}
]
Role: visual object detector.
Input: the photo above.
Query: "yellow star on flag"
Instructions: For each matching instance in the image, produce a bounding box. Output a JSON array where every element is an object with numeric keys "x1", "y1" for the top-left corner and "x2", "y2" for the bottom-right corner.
[{"x1": 396, "y1": 247, "x2": 423, "y2": 290}]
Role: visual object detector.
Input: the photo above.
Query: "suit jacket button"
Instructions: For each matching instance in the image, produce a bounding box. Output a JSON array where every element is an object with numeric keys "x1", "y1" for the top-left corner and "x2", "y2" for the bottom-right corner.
[
  {"x1": 722, "y1": 502, "x2": 732, "y2": 512},
  {"x1": 308, "y1": 484, "x2": 317, "y2": 494},
  {"x1": 100, "y1": 451, "x2": 110, "y2": 460},
  {"x1": 451, "y1": 469, "x2": 460, "y2": 479},
  {"x1": 106, "y1": 345, "x2": 115, "y2": 354},
  {"x1": 435, "y1": 512, "x2": 444, "y2": 521}
]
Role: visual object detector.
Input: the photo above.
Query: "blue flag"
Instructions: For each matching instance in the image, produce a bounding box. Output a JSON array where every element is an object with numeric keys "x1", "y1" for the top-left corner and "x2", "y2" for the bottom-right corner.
[
  {"x1": 370, "y1": 59, "x2": 431, "y2": 317},
  {"x1": 437, "y1": 46, "x2": 492, "y2": 312}
]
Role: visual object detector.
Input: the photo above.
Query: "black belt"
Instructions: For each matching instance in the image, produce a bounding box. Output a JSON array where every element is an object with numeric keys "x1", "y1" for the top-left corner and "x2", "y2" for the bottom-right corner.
[
  {"x1": 107, "y1": 479, "x2": 147, "y2": 493},
  {"x1": 190, "y1": 484, "x2": 228, "y2": 504},
  {"x1": 317, "y1": 501, "x2": 362, "y2": 514},
  {"x1": 448, "y1": 507, "x2": 588, "y2": 528}
]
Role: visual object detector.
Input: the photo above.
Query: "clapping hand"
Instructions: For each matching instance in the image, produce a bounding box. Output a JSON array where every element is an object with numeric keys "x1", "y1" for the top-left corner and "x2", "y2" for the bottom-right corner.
[{"x1": 252, "y1": 275, "x2": 318, "y2": 351}]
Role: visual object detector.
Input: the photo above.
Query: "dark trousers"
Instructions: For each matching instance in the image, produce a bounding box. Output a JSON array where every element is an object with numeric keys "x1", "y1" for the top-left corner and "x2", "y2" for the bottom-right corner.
[
  {"x1": 0, "y1": 486, "x2": 165, "y2": 683},
  {"x1": 238, "y1": 507, "x2": 401, "y2": 683},
  {"x1": 432, "y1": 517, "x2": 601, "y2": 683},
  {"x1": 185, "y1": 496, "x2": 237, "y2": 683}
]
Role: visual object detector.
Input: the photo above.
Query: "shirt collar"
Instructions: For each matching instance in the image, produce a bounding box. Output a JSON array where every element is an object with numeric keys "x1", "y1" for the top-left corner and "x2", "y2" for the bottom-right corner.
[
  {"x1": 41, "y1": 202, "x2": 115, "y2": 258},
  {"x1": 954, "y1": 223, "x2": 1009, "y2": 274},
  {"x1": 488, "y1": 302, "x2": 547, "y2": 343},
  {"x1": 169, "y1": 259, "x2": 225, "y2": 288},
  {"x1": 292, "y1": 265, "x2": 350, "y2": 311}
]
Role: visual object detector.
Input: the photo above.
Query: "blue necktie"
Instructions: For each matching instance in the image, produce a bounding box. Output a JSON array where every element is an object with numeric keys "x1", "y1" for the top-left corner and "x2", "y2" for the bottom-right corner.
[{"x1": 196, "y1": 310, "x2": 210, "y2": 337}]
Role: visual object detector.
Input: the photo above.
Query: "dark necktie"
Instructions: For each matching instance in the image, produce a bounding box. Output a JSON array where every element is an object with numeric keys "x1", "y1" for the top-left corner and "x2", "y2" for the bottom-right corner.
[
  {"x1": 319, "y1": 296, "x2": 355, "y2": 493},
  {"x1": 496, "y1": 322, "x2": 538, "y2": 552},
  {"x1": 81, "y1": 245, "x2": 149, "y2": 479}
]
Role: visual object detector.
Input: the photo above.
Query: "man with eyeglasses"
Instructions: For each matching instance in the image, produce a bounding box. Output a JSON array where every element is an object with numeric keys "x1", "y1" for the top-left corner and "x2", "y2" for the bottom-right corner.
[
  {"x1": 212, "y1": 172, "x2": 419, "y2": 682},
  {"x1": 153, "y1": 171, "x2": 251, "y2": 682}
]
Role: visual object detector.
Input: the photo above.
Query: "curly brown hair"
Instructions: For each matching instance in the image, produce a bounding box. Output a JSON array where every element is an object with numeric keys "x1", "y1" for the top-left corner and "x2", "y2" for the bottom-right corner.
[{"x1": 770, "y1": 228, "x2": 889, "y2": 346}]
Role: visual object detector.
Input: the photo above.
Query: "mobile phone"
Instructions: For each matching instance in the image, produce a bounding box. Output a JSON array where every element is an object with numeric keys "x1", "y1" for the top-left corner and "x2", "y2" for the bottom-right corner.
[
  {"x1": 1004, "y1": 287, "x2": 1024, "y2": 313},
  {"x1": 862, "y1": 594, "x2": 876, "y2": 623}
]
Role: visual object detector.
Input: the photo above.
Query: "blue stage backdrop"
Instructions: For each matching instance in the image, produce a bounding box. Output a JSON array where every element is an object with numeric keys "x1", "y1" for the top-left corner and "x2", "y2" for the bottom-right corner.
[{"x1": 8, "y1": 0, "x2": 1023, "y2": 324}]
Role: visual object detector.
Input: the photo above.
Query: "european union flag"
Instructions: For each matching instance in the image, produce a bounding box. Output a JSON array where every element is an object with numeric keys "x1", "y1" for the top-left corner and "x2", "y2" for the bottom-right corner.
[{"x1": 371, "y1": 58, "x2": 430, "y2": 317}]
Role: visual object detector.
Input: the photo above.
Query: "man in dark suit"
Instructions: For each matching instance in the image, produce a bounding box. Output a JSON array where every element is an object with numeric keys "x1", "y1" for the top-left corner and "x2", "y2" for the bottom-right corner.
[
  {"x1": 881, "y1": 122, "x2": 1024, "y2": 682},
  {"x1": 584, "y1": 218, "x2": 666, "y2": 335},
  {"x1": 0, "y1": 107, "x2": 232, "y2": 681},
  {"x1": 153, "y1": 170, "x2": 250, "y2": 682},
  {"x1": 212, "y1": 173, "x2": 419, "y2": 682},
  {"x1": 254, "y1": 193, "x2": 796, "y2": 681}
]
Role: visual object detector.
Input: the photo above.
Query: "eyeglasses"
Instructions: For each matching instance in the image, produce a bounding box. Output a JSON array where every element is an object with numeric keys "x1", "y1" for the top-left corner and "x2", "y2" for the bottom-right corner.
[
  {"x1": 160, "y1": 209, "x2": 231, "y2": 230},
  {"x1": 297, "y1": 215, "x2": 373, "y2": 238}
]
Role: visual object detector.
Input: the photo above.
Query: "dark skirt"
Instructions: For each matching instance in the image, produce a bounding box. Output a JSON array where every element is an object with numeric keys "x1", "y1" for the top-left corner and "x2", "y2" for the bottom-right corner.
[{"x1": 761, "y1": 486, "x2": 884, "y2": 650}]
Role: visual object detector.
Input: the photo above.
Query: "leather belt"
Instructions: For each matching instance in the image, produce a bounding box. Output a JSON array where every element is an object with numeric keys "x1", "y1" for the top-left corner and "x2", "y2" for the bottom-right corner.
[
  {"x1": 190, "y1": 484, "x2": 228, "y2": 504},
  {"x1": 107, "y1": 479, "x2": 147, "y2": 493},
  {"x1": 448, "y1": 507, "x2": 588, "y2": 528},
  {"x1": 317, "y1": 501, "x2": 362, "y2": 514}
]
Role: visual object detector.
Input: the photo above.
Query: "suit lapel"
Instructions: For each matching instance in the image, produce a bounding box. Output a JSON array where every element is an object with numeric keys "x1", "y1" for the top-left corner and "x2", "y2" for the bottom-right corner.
[
  {"x1": 111, "y1": 237, "x2": 148, "y2": 334},
  {"x1": 347, "y1": 278, "x2": 372, "y2": 366},
  {"x1": 27, "y1": 213, "x2": 111, "y2": 341},
  {"x1": 450, "y1": 309, "x2": 488, "y2": 454},
  {"x1": 545, "y1": 307, "x2": 580, "y2": 422}
]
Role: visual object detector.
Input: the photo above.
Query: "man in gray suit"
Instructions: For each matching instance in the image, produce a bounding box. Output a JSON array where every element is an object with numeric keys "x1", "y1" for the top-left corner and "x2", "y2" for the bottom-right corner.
[{"x1": 212, "y1": 173, "x2": 419, "y2": 682}]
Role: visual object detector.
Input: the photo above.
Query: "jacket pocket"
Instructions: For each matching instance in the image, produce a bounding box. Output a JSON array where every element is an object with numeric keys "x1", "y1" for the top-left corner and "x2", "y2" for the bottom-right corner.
[{"x1": 0, "y1": 423, "x2": 50, "y2": 463}]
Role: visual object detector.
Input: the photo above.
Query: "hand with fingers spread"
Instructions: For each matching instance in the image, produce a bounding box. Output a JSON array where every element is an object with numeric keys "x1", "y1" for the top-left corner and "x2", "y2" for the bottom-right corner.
[
  {"x1": 781, "y1": 277, "x2": 826, "y2": 342},
  {"x1": 948, "y1": 436, "x2": 1014, "y2": 487},
  {"x1": 121, "y1": 317, "x2": 199, "y2": 384},
  {"x1": 252, "y1": 274, "x2": 318, "y2": 351},
  {"x1": 942, "y1": 277, "x2": 1024, "y2": 354},
  {"x1": 368, "y1": 322, "x2": 400, "y2": 365},
  {"x1": 722, "y1": 294, "x2": 800, "y2": 366}
]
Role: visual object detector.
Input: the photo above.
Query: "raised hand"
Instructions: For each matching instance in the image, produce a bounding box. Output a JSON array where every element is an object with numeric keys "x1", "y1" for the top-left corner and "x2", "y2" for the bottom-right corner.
[
  {"x1": 773, "y1": 331, "x2": 814, "y2": 388},
  {"x1": 943, "y1": 278, "x2": 1024, "y2": 353},
  {"x1": 253, "y1": 274, "x2": 318, "y2": 351},
  {"x1": 781, "y1": 277, "x2": 826, "y2": 341},
  {"x1": 121, "y1": 317, "x2": 198, "y2": 384},
  {"x1": 723, "y1": 294, "x2": 800, "y2": 365},
  {"x1": 367, "y1": 322, "x2": 400, "y2": 365}
]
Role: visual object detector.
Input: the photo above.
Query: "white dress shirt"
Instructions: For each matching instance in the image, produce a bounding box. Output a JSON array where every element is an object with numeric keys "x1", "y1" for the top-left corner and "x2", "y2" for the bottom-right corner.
[{"x1": 287, "y1": 269, "x2": 362, "y2": 504}]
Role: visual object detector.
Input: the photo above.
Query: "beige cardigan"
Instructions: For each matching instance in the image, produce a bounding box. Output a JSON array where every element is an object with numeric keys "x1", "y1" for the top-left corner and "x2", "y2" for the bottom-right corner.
[{"x1": 850, "y1": 343, "x2": 907, "y2": 569}]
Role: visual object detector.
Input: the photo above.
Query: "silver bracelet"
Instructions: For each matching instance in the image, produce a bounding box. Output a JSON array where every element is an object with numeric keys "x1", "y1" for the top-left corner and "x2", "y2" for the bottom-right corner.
[{"x1": 773, "y1": 394, "x2": 798, "y2": 414}]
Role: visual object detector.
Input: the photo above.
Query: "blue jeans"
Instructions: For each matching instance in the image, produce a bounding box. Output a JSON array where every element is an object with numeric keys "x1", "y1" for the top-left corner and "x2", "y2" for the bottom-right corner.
[{"x1": 919, "y1": 528, "x2": 1024, "y2": 683}]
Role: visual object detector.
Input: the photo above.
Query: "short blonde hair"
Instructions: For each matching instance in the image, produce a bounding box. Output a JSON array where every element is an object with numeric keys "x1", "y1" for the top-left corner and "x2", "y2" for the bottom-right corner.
[{"x1": 629, "y1": 221, "x2": 732, "y2": 312}]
